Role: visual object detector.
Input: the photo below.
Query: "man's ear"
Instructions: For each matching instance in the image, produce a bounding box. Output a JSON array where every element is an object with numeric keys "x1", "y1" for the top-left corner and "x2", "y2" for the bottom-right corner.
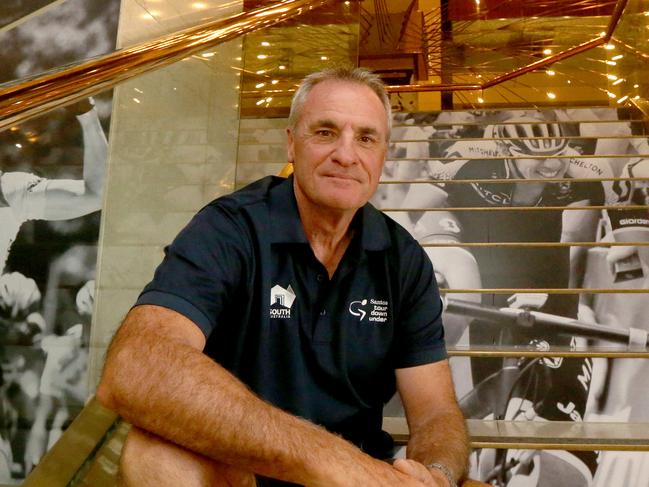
[{"x1": 286, "y1": 127, "x2": 295, "y2": 163}]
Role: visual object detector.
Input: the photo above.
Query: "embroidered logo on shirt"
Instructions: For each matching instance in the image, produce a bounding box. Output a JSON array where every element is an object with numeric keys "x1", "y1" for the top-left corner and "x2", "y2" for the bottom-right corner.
[
  {"x1": 349, "y1": 299, "x2": 388, "y2": 323},
  {"x1": 269, "y1": 284, "x2": 296, "y2": 319}
]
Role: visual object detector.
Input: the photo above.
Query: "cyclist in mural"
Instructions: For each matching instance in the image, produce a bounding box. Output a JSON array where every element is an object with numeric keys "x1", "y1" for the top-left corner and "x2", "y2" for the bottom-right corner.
[
  {"x1": 0, "y1": 99, "x2": 107, "y2": 275},
  {"x1": 0, "y1": 99, "x2": 106, "y2": 480},
  {"x1": 390, "y1": 115, "x2": 604, "y2": 486}
]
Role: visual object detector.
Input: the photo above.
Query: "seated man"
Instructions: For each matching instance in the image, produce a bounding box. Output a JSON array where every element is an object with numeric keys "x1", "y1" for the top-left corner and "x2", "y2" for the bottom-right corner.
[{"x1": 97, "y1": 68, "x2": 469, "y2": 487}]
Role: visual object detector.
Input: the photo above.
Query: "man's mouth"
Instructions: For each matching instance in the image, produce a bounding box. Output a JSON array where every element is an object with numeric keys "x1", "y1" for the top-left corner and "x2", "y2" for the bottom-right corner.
[{"x1": 536, "y1": 168, "x2": 562, "y2": 178}]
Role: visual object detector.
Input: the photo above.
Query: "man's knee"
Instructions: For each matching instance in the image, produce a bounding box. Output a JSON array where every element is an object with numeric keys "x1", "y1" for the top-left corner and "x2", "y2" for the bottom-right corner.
[{"x1": 120, "y1": 427, "x2": 256, "y2": 487}]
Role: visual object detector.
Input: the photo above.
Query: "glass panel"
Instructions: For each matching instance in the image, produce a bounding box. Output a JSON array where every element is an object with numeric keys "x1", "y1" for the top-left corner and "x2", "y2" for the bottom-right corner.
[{"x1": 0, "y1": 0, "x2": 120, "y2": 85}]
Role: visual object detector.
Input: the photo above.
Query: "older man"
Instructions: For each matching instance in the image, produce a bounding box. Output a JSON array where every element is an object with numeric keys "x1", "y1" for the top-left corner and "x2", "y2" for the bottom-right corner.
[{"x1": 97, "y1": 67, "x2": 468, "y2": 487}]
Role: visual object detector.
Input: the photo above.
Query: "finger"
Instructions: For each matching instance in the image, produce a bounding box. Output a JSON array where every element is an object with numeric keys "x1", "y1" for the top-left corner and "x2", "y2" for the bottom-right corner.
[{"x1": 392, "y1": 459, "x2": 432, "y2": 484}]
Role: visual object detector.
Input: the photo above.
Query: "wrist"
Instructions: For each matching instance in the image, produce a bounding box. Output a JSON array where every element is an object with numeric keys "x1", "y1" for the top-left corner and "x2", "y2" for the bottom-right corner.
[{"x1": 426, "y1": 462, "x2": 457, "y2": 487}]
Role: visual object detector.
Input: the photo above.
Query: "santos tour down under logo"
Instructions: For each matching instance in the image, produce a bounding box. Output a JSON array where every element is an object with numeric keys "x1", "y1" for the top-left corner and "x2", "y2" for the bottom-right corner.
[
  {"x1": 349, "y1": 298, "x2": 389, "y2": 323},
  {"x1": 270, "y1": 284, "x2": 296, "y2": 319}
]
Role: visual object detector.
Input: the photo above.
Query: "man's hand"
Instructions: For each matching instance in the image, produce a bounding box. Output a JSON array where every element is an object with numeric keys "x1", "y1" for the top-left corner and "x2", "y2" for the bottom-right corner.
[
  {"x1": 316, "y1": 457, "x2": 436, "y2": 487},
  {"x1": 393, "y1": 458, "x2": 449, "y2": 486}
]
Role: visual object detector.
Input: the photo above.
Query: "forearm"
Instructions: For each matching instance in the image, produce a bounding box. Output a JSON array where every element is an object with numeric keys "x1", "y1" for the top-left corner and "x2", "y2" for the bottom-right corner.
[
  {"x1": 77, "y1": 107, "x2": 107, "y2": 198},
  {"x1": 97, "y1": 314, "x2": 381, "y2": 485},
  {"x1": 406, "y1": 408, "x2": 469, "y2": 483}
]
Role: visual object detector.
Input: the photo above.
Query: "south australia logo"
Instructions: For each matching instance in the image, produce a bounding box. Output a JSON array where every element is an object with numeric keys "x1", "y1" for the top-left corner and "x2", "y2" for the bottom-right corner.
[{"x1": 269, "y1": 284, "x2": 296, "y2": 319}]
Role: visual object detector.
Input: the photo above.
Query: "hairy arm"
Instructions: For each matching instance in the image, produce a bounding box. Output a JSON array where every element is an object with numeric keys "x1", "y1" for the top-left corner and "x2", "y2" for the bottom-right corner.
[
  {"x1": 39, "y1": 106, "x2": 108, "y2": 220},
  {"x1": 395, "y1": 360, "x2": 469, "y2": 486},
  {"x1": 97, "y1": 305, "x2": 428, "y2": 487}
]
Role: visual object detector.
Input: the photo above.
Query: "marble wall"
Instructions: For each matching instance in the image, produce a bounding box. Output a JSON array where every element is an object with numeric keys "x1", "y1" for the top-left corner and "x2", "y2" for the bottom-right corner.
[{"x1": 88, "y1": 0, "x2": 243, "y2": 388}]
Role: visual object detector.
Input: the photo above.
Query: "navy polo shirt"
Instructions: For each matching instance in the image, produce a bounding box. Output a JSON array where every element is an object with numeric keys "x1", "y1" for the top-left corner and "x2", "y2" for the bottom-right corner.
[{"x1": 136, "y1": 175, "x2": 446, "y2": 447}]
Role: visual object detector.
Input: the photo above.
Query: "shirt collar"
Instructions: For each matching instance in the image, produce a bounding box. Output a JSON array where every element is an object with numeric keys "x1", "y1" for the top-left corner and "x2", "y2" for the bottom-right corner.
[{"x1": 268, "y1": 176, "x2": 391, "y2": 251}]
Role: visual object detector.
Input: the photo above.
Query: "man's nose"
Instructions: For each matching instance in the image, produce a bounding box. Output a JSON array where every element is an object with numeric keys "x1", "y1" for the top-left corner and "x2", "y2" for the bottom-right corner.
[{"x1": 331, "y1": 133, "x2": 358, "y2": 166}]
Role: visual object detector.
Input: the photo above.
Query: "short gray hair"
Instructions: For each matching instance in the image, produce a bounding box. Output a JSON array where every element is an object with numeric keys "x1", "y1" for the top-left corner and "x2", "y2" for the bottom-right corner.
[{"x1": 288, "y1": 67, "x2": 392, "y2": 140}]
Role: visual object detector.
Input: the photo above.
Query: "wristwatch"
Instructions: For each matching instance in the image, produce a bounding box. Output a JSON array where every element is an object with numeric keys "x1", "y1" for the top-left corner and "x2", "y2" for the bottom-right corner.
[{"x1": 426, "y1": 462, "x2": 457, "y2": 487}]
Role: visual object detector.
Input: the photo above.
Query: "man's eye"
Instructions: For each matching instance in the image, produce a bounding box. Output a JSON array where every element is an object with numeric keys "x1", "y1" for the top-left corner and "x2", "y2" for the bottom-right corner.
[
  {"x1": 359, "y1": 135, "x2": 377, "y2": 144},
  {"x1": 315, "y1": 129, "x2": 334, "y2": 137}
]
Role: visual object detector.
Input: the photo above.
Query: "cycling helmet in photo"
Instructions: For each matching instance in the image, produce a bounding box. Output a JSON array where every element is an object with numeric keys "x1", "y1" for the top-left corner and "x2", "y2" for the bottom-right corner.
[{"x1": 487, "y1": 117, "x2": 569, "y2": 157}]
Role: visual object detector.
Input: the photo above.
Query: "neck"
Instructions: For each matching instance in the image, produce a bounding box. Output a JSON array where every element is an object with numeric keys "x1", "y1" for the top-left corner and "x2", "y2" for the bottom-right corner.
[
  {"x1": 294, "y1": 186, "x2": 358, "y2": 278},
  {"x1": 507, "y1": 159, "x2": 545, "y2": 206}
]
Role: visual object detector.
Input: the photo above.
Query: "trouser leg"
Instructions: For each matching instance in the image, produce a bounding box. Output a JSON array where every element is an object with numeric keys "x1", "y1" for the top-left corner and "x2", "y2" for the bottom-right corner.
[{"x1": 119, "y1": 426, "x2": 257, "y2": 487}]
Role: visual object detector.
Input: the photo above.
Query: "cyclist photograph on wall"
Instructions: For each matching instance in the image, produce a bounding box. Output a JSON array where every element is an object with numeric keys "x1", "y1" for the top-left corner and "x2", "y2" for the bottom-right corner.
[{"x1": 375, "y1": 107, "x2": 649, "y2": 487}]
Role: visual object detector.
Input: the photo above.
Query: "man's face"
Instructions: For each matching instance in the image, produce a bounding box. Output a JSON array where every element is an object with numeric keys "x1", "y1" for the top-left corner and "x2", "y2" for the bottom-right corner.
[
  {"x1": 512, "y1": 157, "x2": 569, "y2": 180},
  {"x1": 287, "y1": 80, "x2": 388, "y2": 212}
]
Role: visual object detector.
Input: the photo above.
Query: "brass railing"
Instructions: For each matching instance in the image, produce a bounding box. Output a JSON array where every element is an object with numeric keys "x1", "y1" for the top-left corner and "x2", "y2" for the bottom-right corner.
[{"x1": 0, "y1": 0, "x2": 335, "y2": 132}]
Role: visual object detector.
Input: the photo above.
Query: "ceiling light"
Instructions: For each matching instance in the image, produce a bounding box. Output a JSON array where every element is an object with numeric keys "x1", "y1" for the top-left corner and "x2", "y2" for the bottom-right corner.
[
  {"x1": 271, "y1": 80, "x2": 279, "y2": 85},
  {"x1": 255, "y1": 83, "x2": 266, "y2": 88},
  {"x1": 257, "y1": 54, "x2": 268, "y2": 59},
  {"x1": 261, "y1": 41, "x2": 270, "y2": 46},
  {"x1": 321, "y1": 56, "x2": 328, "y2": 60},
  {"x1": 266, "y1": 97, "x2": 273, "y2": 102},
  {"x1": 134, "y1": 88, "x2": 143, "y2": 93},
  {"x1": 279, "y1": 65, "x2": 286, "y2": 70},
  {"x1": 547, "y1": 92, "x2": 556, "y2": 99},
  {"x1": 15, "y1": 143, "x2": 22, "y2": 149},
  {"x1": 546, "y1": 70, "x2": 555, "y2": 76},
  {"x1": 635, "y1": 95, "x2": 640, "y2": 99},
  {"x1": 256, "y1": 69, "x2": 266, "y2": 74},
  {"x1": 567, "y1": 80, "x2": 572, "y2": 84},
  {"x1": 477, "y1": 97, "x2": 484, "y2": 103},
  {"x1": 607, "y1": 74, "x2": 618, "y2": 80},
  {"x1": 617, "y1": 95, "x2": 629, "y2": 104},
  {"x1": 606, "y1": 60, "x2": 617, "y2": 66},
  {"x1": 543, "y1": 49, "x2": 552, "y2": 55},
  {"x1": 634, "y1": 84, "x2": 639, "y2": 88},
  {"x1": 256, "y1": 99, "x2": 265, "y2": 106},
  {"x1": 612, "y1": 78, "x2": 624, "y2": 85},
  {"x1": 201, "y1": 52, "x2": 215, "y2": 58},
  {"x1": 599, "y1": 31, "x2": 606, "y2": 36},
  {"x1": 191, "y1": 2, "x2": 207, "y2": 8},
  {"x1": 604, "y1": 44, "x2": 615, "y2": 50},
  {"x1": 133, "y1": 98, "x2": 141, "y2": 103},
  {"x1": 606, "y1": 91, "x2": 616, "y2": 98},
  {"x1": 612, "y1": 54, "x2": 623, "y2": 60}
]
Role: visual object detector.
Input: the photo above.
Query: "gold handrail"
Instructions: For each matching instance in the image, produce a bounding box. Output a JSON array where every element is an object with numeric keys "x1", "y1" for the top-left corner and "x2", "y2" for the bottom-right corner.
[
  {"x1": 387, "y1": 0, "x2": 629, "y2": 93},
  {"x1": 0, "y1": 0, "x2": 335, "y2": 132}
]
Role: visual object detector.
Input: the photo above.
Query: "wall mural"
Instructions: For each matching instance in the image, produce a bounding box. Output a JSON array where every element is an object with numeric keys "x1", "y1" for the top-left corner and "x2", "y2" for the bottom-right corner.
[
  {"x1": 0, "y1": 0, "x2": 119, "y2": 481},
  {"x1": 377, "y1": 107, "x2": 649, "y2": 487}
]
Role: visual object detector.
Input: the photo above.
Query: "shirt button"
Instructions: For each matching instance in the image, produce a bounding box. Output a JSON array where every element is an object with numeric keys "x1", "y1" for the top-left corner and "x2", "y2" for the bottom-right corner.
[
  {"x1": 316, "y1": 274, "x2": 324, "y2": 282},
  {"x1": 320, "y1": 310, "x2": 326, "y2": 316}
]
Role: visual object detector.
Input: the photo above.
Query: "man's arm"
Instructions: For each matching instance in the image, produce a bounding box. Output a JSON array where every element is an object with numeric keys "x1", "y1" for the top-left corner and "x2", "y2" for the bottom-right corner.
[
  {"x1": 395, "y1": 360, "x2": 469, "y2": 486},
  {"x1": 561, "y1": 201, "x2": 600, "y2": 289},
  {"x1": 97, "y1": 305, "x2": 430, "y2": 487},
  {"x1": 39, "y1": 102, "x2": 108, "y2": 220}
]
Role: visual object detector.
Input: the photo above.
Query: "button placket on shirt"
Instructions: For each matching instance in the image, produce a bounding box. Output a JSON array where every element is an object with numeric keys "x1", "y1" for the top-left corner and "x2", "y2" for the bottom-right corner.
[{"x1": 312, "y1": 267, "x2": 333, "y2": 343}]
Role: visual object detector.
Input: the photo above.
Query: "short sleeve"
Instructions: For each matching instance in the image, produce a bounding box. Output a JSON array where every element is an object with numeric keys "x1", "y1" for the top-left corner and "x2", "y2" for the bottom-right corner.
[
  {"x1": 1, "y1": 172, "x2": 48, "y2": 221},
  {"x1": 393, "y1": 237, "x2": 447, "y2": 368},
  {"x1": 135, "y1": 205, "x2": 251, "y2": 338}
]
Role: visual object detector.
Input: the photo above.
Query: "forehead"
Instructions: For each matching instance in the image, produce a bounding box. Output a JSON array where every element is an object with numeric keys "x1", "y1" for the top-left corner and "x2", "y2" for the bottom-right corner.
[{"x1": 299, "y1": 80, "x2": 387, "y2": 130}]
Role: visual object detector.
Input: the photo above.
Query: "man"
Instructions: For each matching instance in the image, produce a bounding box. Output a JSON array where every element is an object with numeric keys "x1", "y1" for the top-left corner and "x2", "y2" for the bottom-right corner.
[
  {"x1": 0, "y1": 98, "x2": 107, "y2": 275},
  {"x1": 400, "y1": 116, "x2": 602, "y2": 486},
  {"x1": 97, "y1": 68, "x2": 469, "y2": 487}
]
